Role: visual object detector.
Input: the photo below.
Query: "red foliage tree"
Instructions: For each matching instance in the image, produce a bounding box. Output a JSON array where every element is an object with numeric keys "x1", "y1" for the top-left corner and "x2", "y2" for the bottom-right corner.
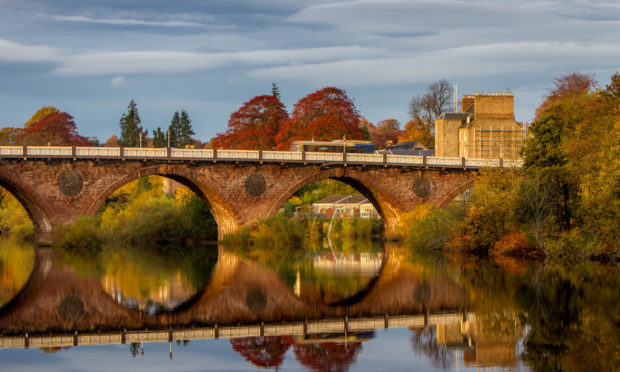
[
  {"x1": 104, "y1": 135, "x2": 120, "y2": 147},
  {"x1": 212, "y1": 95, "x2": 288, "y2": 150},
  {"x1": 230, "y1": 336, "x2": 294, "y2": 368},
  {"x1": 275, "y1": 87, "x2": 365, "y2": 150},
  {"x1": 369, "y1": 119, "x2": 402, "y2": 148},
  {"x1": 293, "y1": 342, "x2": 363, "y2": 372},
  {"x1": 18, "y1": 111, "x2": 89, "y2": 146},
  {"x1": 535, "y1": 72, "x2": 597, "y2": 120}
]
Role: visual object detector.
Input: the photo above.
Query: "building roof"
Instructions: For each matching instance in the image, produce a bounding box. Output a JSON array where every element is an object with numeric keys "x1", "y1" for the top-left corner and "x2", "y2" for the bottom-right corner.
[
  {"x1": 438, "y1": 112, "x2": 470, "y2": 121},
  {"x1": 313, "y1": 194, "x2": 369, "y2": 205}
]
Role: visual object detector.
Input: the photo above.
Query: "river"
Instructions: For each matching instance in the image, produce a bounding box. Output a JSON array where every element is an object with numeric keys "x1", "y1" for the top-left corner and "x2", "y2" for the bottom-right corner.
[{"x1": 0, "y1": 238, "x2": 617, "y2": 371}]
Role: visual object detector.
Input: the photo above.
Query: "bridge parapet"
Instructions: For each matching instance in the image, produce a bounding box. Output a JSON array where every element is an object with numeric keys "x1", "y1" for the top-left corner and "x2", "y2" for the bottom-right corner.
[{"x1": 0, "y1": 146, "x2": 522, "y2": 169}]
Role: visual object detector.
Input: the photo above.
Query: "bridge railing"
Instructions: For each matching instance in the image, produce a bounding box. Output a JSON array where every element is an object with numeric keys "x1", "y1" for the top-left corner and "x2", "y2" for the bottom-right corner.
[
  {"x1": 0, "y1": 146, "x2": 23, "y2": 156},
  {"x1": 76, "y1": 147, "x2": 121, "y2": 157},
  {"x1": 0, "y1": 146, "x2": 522, "y2": 169},
  {"x1": 171, "y1": 148, "x2": 214, "y2": 158}
]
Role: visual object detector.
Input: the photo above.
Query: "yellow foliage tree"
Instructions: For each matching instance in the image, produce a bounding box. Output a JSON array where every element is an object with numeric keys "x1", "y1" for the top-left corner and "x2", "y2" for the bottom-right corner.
[{"x1": 24, "y1": 106, "x2": 58, "y2": 127}]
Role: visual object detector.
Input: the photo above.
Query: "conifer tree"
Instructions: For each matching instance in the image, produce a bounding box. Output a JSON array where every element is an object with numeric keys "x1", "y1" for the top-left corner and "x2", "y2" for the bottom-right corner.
[
  {"x1": 168, "y1": 110, "x2": 194, "y2": 147},
  {"x1": 119, "y1": 99, "x2": 147, "y2": 147},
  {"x1": 152, "y1": 127, "x2": 167, "y2": 147}
]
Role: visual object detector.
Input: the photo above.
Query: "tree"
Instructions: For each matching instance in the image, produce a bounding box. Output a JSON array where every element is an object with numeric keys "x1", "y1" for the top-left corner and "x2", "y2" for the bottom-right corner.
[
  {"x1": 399, "y1": 118, "x2": 434, "y2": 148},
  {"x1": 178, "y1": 110, "x2": 195, "y2": 147},
  {"x1": 18, "y1": 111, "x2": 89, "y2": 146},
  {"x1": 24, "y1": 106, "x2": 58, "y2": 127},
  {"x1": 275, "y1": 87, "x2": 365, "y2": 150},
  {"x1": 534, "y1": 72, "x2": 597, "y2": 120},
  {"x1": 119, "y1": 99, "x2": 147, "y2": 147},
  {"x1": 213, "y1": 95, "x2": 288, "y2": 150},
  {"x1": 104, "y1": 135, "x2": 120, "y2": 147},
  {"x1": 408, "y1": 79, "x2": 453, "y2": 147},
  {"x1": 169, "y1": 110, "x2": 195, "y2": 148},
  {"x1": 293, "y1": 342, "x2": 363, "y2": 372},
  {"x1": 0, "y1": 127, "x2": 22, "y2": 145},
  {"x1": 152, "y1": 127, "x2": 167, "y2": 148},
  {"x1": 369, "y1": 118, "x2": 402, "y2": 148},
  {"x1": 358, "y1": 117, "x2": 373, "y2": 141},
  {"x1": 230, "y1": 336, "x2": 294, "y2": 368},
  {"x1": 271, "y1": 82, "x2": 281, "y2": 99}
]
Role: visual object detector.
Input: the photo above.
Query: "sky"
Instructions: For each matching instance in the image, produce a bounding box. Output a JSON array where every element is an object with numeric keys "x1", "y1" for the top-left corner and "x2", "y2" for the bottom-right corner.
[{"x1": 1, "y1": 0, "x2": 619, "y2": 143}]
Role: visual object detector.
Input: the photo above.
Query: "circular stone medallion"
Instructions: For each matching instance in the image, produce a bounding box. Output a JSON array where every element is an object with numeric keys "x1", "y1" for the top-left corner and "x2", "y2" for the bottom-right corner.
[
  {"x1": 244, "y1": 174, "x2": 266, "y2": 197},
  {"x1": 58, "y1": 171, "x2": 83, "y2": 197},
  {"x1": 58, "y1": 295, "x2": 85, "y2": 322},
  {"x1": 412, "y1": 177, "x2": 431, "y2": 198}
]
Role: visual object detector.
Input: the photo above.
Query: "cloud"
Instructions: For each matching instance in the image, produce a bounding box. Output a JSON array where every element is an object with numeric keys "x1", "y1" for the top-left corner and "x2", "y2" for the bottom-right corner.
[
  {"x1": 43, "y1": 14, "x2": 221, "y2": 28},
  {"x1": 248, "y1": 41, "x2": 620, "y2": 86},
  {"x1": 110, "y1": 76, "x2": 125, "y2": 86},
  {"x1": 51, "y1": 45, "x2": 385, "y2": 76},
  {"x1": 0, "y1": 38, "x2": 62, "y2": 62}
]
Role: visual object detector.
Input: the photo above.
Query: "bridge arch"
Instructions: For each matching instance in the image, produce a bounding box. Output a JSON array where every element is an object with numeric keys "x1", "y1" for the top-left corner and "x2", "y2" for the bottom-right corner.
[
  {"x1": 438, "y1": 178, "x2": 476, "y2": 208},
  {"x1": 86, "y1": 164, "x2": 243, "y2": 238},
  {"x1": 0, "y1": 176, "x2": 52, "y2": 244},
  {"x1": 269, "y1": 168, "x2": 403, "y2": 238}
]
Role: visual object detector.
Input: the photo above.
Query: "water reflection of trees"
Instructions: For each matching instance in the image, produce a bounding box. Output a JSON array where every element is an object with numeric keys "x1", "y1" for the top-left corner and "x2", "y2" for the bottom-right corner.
[
  {"x1": 230, "y1": 336, "x2": 294, "y2": 368},
  {"x1": 410, "y1": 327, "x2": 454, "y2": 370},
  {"x1": 0, "y1": 239, "x2": 34, "y2": 308},
  {"x1": 294, "y1": 341, "x2": 363, "y2": 372}
]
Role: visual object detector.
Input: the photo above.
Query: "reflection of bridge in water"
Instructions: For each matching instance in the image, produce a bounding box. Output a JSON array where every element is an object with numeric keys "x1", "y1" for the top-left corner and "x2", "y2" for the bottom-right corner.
[
  {"x1": 0, "y1": 246, "x2": 468, "y2": 333},
  {"x1": 0, "y1": 312, "x2": 472, "y2": 350}
]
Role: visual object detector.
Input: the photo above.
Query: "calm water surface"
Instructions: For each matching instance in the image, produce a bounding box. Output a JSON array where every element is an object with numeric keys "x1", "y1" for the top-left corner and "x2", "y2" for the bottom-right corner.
[{"x1": 0, "y1": 238, "x2": 618, "y2": 371}]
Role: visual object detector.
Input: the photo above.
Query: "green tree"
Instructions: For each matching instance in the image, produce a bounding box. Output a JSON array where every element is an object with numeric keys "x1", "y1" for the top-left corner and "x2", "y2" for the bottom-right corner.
[
  {"x1": 169, "y1": 110, "x2": 194, "y2": 148},
  {"x1": 119, "y1": 99, "x2": 147, "y2": 147},
  {"x1": 152, "y1": 127, "x2": 167, "y2": 148}
]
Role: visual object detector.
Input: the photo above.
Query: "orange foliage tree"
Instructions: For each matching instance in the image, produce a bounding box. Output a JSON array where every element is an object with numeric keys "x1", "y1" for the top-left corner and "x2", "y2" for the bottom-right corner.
[
  {"x1": 399, "y1": 118, "x2": 433, "y2": 148},
  {"x1": 230, "y1": 336, "x2": 294, "y2": 368},
  {"x1": 213, "y1": 95, "x2": 288, "y2": 150},
  {"x1": 275, "y1": 87, "x2": 365, "y2": 150},
  {"x1": 369, "y1": 118, "x2": 402, "y2": 148},
  {"x1": 534, "y1": 72, "x2": 597, "y2": 120},
  {"x1": 18, "y1": 111, "x2": 89, "y2": 146},
  {"x1": 293, "y1": 342, "x2": 363, "y2": 371}
]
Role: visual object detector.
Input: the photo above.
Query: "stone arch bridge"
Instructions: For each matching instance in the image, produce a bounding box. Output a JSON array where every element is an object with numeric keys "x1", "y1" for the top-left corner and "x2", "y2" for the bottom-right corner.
[{"x1": 0, "y1": 146, "x2": 520, "y2": 244}]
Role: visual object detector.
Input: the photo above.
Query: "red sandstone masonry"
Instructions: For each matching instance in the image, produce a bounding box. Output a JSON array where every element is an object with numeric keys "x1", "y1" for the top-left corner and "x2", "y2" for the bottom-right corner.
[{"x1": 0, "y1": 160, "x2": 476, "y2": 244}]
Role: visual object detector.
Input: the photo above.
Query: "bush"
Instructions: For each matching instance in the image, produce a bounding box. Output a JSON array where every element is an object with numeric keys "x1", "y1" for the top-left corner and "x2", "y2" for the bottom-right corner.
[{"x1": 55, "y1": 216, "x2": 103, "y2": 256}]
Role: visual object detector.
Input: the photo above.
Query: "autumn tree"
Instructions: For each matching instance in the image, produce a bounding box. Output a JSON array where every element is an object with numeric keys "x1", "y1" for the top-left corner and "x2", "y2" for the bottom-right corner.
[
  {"x1": 399, "y1": 118, "x2": 434, "y2": 148},
  {"x1": 18, "y1": 111, "x2": 89, "y2": 146},
  {"x1": 169, "y1": 110, "x2": 195, "y2": 148},
  {"x1": 275, "y1": 87, "x2": 365, "y2": 150},
  {"x1": 369, "y1": 118, "x2": 402, "y2": 148},
  {"x1": 358, "y1": 117, "x2": 373, "y2": 141},
  {"x1": 213, "y1": 95, "x2": 288, "y2": 150},
  {"x1": 519, "y1": 72, "x2": 619, "y2": 257},
  {"x1": 230, "y1": 336, "x2": 294, "y2": 368},
  {"x1": 24, "y1": 106, "x2": 58, "y2": 127},
  {"x1": 104, "y1": 135, "x2": 120, "y2": 147},
  {"x1": 119, "y1": 99, "x2": 147, "y2": 147},
  {"x1": 293, "y1": 342, "x2": 363, "y2": 372},
  {"x1": 0, "y1": 127, "x2": 22, "y2": 145},
  {"x1": 408, "y1": 79, "x2": 453, "y2": 148},
  {"x1": 534, "y1": 72, "x2": 597, "y2": 120}
]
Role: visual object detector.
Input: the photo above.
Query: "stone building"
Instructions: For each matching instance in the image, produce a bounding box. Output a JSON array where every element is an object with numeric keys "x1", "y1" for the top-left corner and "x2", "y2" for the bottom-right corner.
[{"x1": 434, "y1": 92, "x2": 527, "y2": 159}]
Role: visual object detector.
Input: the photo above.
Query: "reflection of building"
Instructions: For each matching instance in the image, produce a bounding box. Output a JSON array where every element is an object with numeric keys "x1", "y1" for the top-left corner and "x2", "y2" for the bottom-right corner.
[
  {"x1": 426, "y1": 313, "x2": 522, "y2": 370},
  {"x1": 312, "y1": 252, "x2": 384, "y2": 276},
  {"x1": 102, "y1": 273, "x2": 194, "y2": 314},
  {"x1": 435, "y1": 92, "x2": 528, "y2": 159},
  {"x1": 312, "y1": 195, "x2": 379, "y2": 219}
]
